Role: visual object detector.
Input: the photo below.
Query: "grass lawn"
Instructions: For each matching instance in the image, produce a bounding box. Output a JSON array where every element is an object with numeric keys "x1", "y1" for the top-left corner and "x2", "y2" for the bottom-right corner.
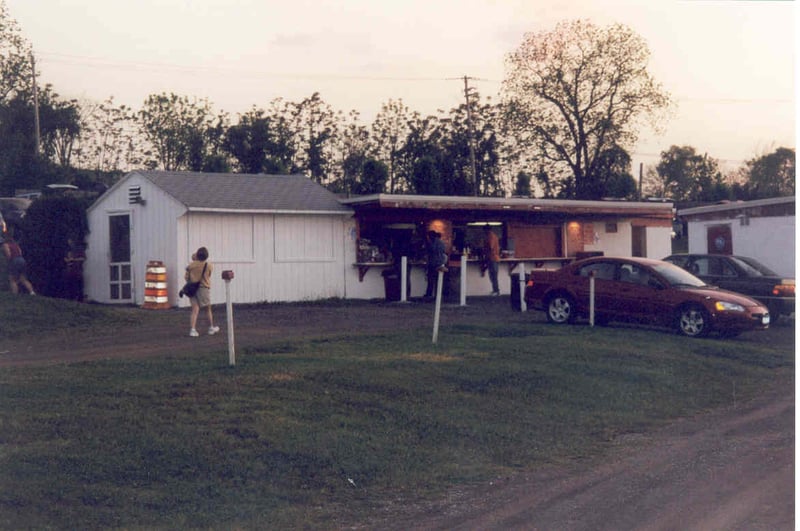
[{"x1": 0, "y1": 296, "x2": 793, "y2": 529}]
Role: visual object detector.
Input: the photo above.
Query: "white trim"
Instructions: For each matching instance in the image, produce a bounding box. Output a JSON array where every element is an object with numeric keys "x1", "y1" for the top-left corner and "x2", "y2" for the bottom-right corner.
[
  {"x1": 679, "y1": 196, "x2": 794, "y2": 216},
  {"x1": 187, "y1": 207, "x2": 353, "y2": 215}
]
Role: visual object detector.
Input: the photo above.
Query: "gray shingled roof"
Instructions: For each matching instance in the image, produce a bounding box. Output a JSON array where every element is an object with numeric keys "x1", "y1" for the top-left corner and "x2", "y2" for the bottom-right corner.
[{"x1": 136, "y1": 171, "x2": 352, "y2": 214}]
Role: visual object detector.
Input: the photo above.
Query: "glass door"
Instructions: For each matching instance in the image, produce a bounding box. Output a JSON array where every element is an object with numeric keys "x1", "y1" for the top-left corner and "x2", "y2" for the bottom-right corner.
[{"x1": 109, "y1": 214, "x2": 132, "y2": 301}]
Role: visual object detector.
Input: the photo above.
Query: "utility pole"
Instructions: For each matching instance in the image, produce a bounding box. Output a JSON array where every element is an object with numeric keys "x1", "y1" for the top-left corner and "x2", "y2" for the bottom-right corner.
[
  {"x1": 462, "y1": 75, "x2": 478, "y2": 196},
  {"x1": 638, "y1": 162, "x2": 643, "y2": 200},
  {"x1": 31, "y1": 52, "x2": 41, "y2": 156}
]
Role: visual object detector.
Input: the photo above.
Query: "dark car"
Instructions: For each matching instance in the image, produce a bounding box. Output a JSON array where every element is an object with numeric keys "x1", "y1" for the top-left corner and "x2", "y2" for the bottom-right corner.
[
  {"x1": 663, "y1": 254, "x2": 794, "y2": 323},
  {"x1": 524, "y1": 256, "x2": 770, "y2": 338}
]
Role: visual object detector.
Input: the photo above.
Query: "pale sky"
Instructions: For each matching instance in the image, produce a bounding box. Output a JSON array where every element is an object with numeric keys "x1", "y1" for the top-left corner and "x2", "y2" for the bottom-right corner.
[{"x1": 6, "y1": 0, "x2": 796, "y2": 174}]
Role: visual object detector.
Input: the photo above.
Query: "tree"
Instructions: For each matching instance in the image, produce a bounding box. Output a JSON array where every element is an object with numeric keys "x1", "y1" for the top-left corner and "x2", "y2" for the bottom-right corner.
[
  {"x1": 0, "y1": 1, "x2": 32, "y2": 104},
  {"x1": 400, "y1": 113, "x2": 447, "y2": 194},
  {"x1": 21, "y1": 195, "x2": 90, "y2": 298},
  {"x1": 503, "y1": 19, "x2": 672, "y2": 199},
  {"x1": 743, "y1": 147, "x2": 794, "y2": 199},
  {"x1": 371, "y1": 99, "x2": 411, "y2": 193},
  {"x1": 291, "y1": 92, "x2": 340, "y2": 184},
  {"x1": 440, "y1": 93, "x2": 504, "y2": 196},
  {"x1": 593, "y1": 145, "x2": 637, "y2": 199},
  {"x1": 37, "y1": 87, "x2": 82, "y2": 167},
  {"x1": 410, "y1": 156, "x2": 442, "y2": 195},
  {"x1": 650, "y1": 145, "x2": 728, "y2": 202},
  {"x1": 137, "y1": 93, "x2": 220, "y2": 171},
  {"x1": 73, "y1": 97, "x2": 141, "y2": 174},
  {"x1": 0, "y1": 92, "x2": 41, "y2": 194},
  {"x1": 224, "y1": 107, "x2": 286, "y2": 174},
  {"x1": 514, "y1": 171, "x2": 531, "y2": 197},
  {"x1": 335, "y1": 110, "x2": 370, "y2": 195},
  {"x1": 355, "y1": 158, "x2": 388, "y2": 195}
]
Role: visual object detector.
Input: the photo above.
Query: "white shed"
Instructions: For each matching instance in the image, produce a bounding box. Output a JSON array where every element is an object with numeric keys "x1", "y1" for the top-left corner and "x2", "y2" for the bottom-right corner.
[
  {"x1": 85, "y1": 171, "x2": 354, "y2": 306},
  {"x1": 678, "y1": 196, "x2": 795, "y2": 276}
]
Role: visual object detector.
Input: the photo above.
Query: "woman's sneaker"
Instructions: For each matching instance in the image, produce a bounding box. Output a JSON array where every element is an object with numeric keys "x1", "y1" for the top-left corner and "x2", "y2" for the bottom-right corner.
[
  {"x1": 208, "y1": 326, "x2": 220, "y2": 335},
  {"x1": 189, "y1": 328, "x2": 199, "y2": 337}
]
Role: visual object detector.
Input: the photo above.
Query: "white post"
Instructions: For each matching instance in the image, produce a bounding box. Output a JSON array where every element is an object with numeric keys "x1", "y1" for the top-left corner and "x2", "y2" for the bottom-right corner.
[
  {"x1": 400, "y1": 256, "x2": 408, "y2": 303},
  {"x1": 589, "y1": 272, "x2": 595, "y2": 327},
  {"x1": 518, "y1": 262, "x2": 527, "y2": 312},
  {"x1": 459, "y1": 254, "x2": 467, "y2": 307},
  {"x1": 432, "y1": 269, "x2": 445, "y2": 344},
  {"x1": 224, "y1": 278, "x2": 235, "y2": 365}
]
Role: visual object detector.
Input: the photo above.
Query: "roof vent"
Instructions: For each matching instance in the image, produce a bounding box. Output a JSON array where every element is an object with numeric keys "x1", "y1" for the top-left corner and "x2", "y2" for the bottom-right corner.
[{"x1": 128, "y1": 185, "x2": 145, "y2": 205}]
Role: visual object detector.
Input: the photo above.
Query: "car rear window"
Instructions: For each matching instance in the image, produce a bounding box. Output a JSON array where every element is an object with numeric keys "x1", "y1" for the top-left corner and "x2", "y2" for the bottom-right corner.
[{"x1": 732, "y1": 256, "x2": 775, "y2": 277}]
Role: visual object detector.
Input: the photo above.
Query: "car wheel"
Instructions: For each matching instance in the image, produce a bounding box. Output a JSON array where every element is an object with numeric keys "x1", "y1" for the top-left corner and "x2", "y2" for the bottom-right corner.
[
  {"x1": 546, "y1": 293, "x2": 575, "y2": 324},
  {"x1": 676, "y1": 304, "x2": 711, "y2": 338}
]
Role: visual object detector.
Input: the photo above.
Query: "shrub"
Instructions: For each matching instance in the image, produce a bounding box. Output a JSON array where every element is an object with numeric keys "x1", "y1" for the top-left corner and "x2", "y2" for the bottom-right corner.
[{"x1": 20, "y1": 196, "x2": 90, "y2": 298}]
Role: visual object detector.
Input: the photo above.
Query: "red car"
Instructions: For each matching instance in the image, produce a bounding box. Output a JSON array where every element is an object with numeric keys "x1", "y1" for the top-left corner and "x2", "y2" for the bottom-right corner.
[{"x1": 524, "y1": 256, "x2": 770, "y2": 338}]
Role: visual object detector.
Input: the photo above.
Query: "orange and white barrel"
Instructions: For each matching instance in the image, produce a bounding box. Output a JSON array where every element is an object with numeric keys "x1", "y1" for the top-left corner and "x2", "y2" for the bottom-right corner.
[{"x1": 143, "y1": 260, "x2": 170, "y2": 309}]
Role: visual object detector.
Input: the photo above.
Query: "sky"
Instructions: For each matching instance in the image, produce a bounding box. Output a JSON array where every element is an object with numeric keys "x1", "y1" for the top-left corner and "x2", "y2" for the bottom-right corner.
[{"x1": 5, "y1": 0, "x2": 796, "y2": 175}]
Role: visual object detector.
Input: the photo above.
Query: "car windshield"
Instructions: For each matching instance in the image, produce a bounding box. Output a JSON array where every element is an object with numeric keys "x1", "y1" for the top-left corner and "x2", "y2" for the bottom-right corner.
[
  {"x1": 652, "y1": 261, "x2": 707, "y2": 287},
  {"x1": 733, "y1": 256, "x2": 777, "y2": 277}
]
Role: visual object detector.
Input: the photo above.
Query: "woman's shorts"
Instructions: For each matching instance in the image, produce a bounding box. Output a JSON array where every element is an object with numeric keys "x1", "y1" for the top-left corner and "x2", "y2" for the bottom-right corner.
[
  {"x1": 8, "y1": 256, "x2": 26, "y2": 277},
  {"x1": 192, "y1": 286, "x2": 211, "y2": 307}
]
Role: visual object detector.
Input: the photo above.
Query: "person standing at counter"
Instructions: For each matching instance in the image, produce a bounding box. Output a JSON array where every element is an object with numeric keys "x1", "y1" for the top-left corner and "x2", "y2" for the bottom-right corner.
[
  {"x1": 483, "y1": 224, "x2": 500, "y2": 296},
  {"x1": 424, "y1": 230, "x2": 447, "y2": 299}
]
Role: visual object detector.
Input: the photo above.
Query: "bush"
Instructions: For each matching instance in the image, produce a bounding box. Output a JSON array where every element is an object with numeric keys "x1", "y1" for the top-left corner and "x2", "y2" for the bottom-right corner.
[{"x1": 20, "y1": 196, "x2": 90, "y2": 298}]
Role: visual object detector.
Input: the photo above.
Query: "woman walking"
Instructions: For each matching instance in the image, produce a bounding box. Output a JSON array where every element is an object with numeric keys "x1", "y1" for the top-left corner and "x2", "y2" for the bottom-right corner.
[{"x1": 184, "y1": 246, "x2": 219, "y2": 337}]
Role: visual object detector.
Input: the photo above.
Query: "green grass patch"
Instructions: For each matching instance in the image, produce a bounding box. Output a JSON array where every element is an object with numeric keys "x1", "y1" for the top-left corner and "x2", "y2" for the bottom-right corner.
[
  {"x1": 0, "y1": 303, "x2": 793, "y2": 528},
  {"x1": 0, "y1": 292, "x2": 150, "y2": 340}
]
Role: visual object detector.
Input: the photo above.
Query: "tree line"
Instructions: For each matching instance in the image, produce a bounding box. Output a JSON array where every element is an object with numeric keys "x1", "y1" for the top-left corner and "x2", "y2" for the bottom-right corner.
[{"x1": 0, "y1": 5, "x2": 794, "y2": 203}]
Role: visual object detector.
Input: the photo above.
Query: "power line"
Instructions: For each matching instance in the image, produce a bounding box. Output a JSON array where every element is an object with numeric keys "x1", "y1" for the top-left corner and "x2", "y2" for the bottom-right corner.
[{"x1": 37, "y1": 51, "x2": 502, "y2": 84}]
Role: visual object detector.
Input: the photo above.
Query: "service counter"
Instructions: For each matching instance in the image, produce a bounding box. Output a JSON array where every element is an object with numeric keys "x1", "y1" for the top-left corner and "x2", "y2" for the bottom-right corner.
[{"x1": 353, "y1": 255, "x2": 574, "y2": 300}]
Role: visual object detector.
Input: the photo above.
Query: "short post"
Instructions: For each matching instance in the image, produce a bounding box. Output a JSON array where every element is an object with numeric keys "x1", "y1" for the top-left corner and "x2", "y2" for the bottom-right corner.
[
  {"x1": 518, "y1": 262, "x2": 527, "y2": 312},
  {"x1": 400, "y1": 256, "x2": 408, "y2": 303},
  {"x1": 222, "y1": 270, "x2": 236, "y2": 366},
  {"x1": 589, "y1": 271, "x2": 595, "y2": 327},
  {"x1": 432, "y1": 267, "x2": 446, "y2": 344},
  {"x1": 459, "y1": 253, "x2": 467, "y2": 307}
]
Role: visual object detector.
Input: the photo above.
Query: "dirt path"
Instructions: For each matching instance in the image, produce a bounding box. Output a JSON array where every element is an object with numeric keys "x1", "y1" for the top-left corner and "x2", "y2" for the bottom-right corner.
[
  {"x1": 379, "y1": 379, "x2": 794, "y2": 531},
  {"x1": 1, "y1": 298, "x2": 794, "y2": 529},
  {"x1": 0, "y1": 297, "x2": 515, "y2": 367}
]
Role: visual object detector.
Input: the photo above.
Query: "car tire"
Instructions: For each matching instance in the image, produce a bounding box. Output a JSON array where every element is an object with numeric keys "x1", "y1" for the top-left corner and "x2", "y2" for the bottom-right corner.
[
  {"x1": 546, "y1": 293, "x2": 575, "y2": 324},
  {"x1": 676, "y1": 304, "x2": 711, "y2": 338}
]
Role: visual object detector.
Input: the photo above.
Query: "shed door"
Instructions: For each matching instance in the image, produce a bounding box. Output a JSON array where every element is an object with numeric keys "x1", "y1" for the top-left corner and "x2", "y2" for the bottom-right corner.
[
  {"x1": 109, "y1": 213, "x2": 133, "y2": 302},
  {"x1": 706, "y1": 224, "x2": 733, "y2": 254}
]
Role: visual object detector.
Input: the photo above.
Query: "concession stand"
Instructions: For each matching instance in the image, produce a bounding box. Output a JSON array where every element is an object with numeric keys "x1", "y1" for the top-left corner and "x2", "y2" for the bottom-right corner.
[{"x1": 341, "y1": 194, "x2": 674, "y2": 301}]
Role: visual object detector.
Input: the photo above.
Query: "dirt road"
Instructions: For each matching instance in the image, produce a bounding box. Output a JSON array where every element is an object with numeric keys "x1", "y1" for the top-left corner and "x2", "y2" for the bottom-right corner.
[
  {"x1": 379, "y1": 377, "x2": 793, "y2": 531},
  {"x1": 1, "y1": 298, "x2": 794, "y2": 530}
]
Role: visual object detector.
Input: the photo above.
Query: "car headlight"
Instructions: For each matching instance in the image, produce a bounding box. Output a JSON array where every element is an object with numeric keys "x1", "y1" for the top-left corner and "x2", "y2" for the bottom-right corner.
[{"x1": 715, "y1": 301, "x2": 745, "y2": 312}]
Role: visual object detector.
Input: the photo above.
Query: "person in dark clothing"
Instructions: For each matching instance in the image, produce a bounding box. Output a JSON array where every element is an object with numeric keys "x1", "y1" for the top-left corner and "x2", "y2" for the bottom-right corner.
[
  {"x1": 63, "y1": 239, "x2": 86, "y2": 301},
  {"x1": 424, "y1": 231, "x2": 447, "y2": 298},
  {"x1": 2, "y1": 232, "x2": 36, "y2": 295}
]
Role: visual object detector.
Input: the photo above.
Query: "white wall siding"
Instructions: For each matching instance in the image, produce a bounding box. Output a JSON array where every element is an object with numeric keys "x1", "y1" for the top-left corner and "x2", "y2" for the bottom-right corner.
[
  {"x1": 583, "y1": 222, "x2": 632, "y2": 256},
  {"x1": 86, "y1": 174, "x2": 185, "y2": 305},
  {"x1": 645, "y1": 226, "x2": 673, "y2": 260},
  {"x1": 581, "y1": 221, "x2": 672, "y2": 259},
  {"x1": 175, "y1": 212, "x2": 349, "y2": 306},
  {"x1": 688, "y1": 216, "x2": 795, "y2": 277}
]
